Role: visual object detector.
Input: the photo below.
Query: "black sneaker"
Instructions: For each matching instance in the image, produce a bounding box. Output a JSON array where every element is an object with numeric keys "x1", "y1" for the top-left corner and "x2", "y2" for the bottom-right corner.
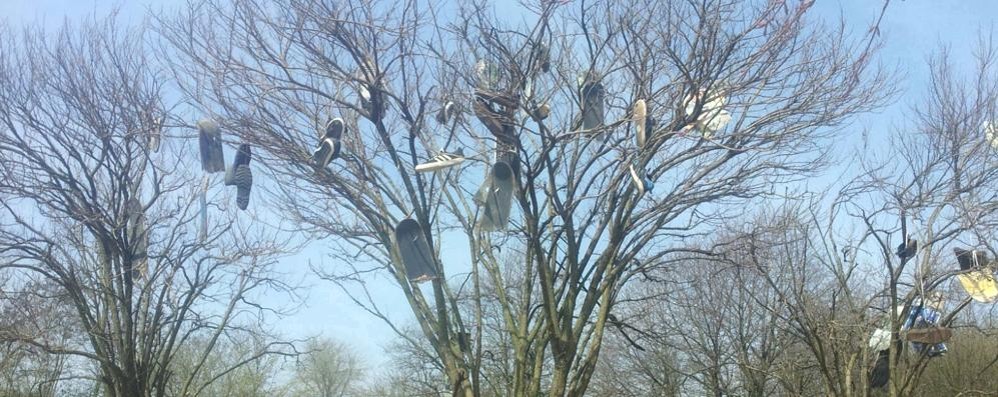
[
  {"x1": 435, "y1": 101, "x2": 457, "y2": 124},
  {"x1": 312, "y1": 118, "x2": 344, "y2": 168},
  {"x1": 533, "y1": 43, "x2": 550, "y2": 73},
  {"x1": 896, "y1": 238, "x2": 917, "y2": 260},
  {"x1": 234, "y1": 143, "x2": 251, "y2": 166}
]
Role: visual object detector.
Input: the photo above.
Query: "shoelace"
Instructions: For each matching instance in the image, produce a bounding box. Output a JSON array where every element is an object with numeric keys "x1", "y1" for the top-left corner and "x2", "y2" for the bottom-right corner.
[{"x1": 431, "y1": 153, "x2": 460, "y2": 162}]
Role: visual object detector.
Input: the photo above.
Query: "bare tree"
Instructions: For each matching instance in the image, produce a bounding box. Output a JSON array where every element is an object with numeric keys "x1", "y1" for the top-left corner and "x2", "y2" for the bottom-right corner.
[
  {"x1": 292, "y1": 338, "x2": 363, "y2": 397},
  {"x1": 168, "y1": 333, "x2": 292, "y2": 397},
  {"x1": 0, "y1": 278, "x2": 75, "y2": 397},
  {"x1": 157, "y1": 0, "x2": 890, "y2": 395},
  {"x1": 0, "y1": 16, "x2": 297, "y2": 397}
]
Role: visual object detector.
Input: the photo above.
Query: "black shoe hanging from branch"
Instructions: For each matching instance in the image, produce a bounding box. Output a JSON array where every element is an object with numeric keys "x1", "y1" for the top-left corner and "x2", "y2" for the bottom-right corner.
[
  {"x1": 197, "y1": 119, "x2": 226, "y2": 173},
  {"x1": 312, "y1": 118, "x2": 344, "y2": 170},
  {"x1": 225, "y1": 143, "x2": 253, "y2": 210},
  {"x1": 436, "y1": 101, "x2": 459, "y2": 124},
  {"x1": 578, "y1": 72, "x2": 605, "y2": 132},
  {"x1": 869, "y1": 350, "x2": 889, "y2": 389},
  {"x1": 896, "y1": 237, "x2": 917, "y2": 261},
  {"x1": 954, "y1": 247, "x2": 987, "y2": 271},
  {"x1": 475, "y1": 161, "x2": 514, "y2": 231},
  {"x1": 531, "y1": 42, "x2": 550, "y2": 74},
  {"x1": 394, "y1": 219, "x2": 438, "y2": 283}
]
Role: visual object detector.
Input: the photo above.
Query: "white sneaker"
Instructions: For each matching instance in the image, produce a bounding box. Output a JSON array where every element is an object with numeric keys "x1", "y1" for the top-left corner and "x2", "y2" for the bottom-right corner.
[
  {"x1": 415, "y1": 149, "x2": 465, "y2": 172},
  {"x1": 634, "y1": 99, "x2": 647, "y2": 147}
]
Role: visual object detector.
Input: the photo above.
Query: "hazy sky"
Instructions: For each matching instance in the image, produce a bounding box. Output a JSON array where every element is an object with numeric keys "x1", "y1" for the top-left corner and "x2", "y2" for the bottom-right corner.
[{"x1": 1, "y1": 0, "x2": 996, "y2": 372}]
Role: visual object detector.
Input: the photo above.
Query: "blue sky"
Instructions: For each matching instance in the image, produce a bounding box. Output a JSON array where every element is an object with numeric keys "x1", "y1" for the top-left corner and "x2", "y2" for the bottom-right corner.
[{"x1": 2, "y1": 0, "x2": 997, "y2": 374}]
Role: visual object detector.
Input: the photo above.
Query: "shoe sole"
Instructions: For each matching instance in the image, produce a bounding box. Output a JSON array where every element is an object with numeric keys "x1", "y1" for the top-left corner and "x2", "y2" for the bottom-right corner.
[
  {"x1": 629, "y1": 165, "x2": 644, "y2": 194},
  {"x1": 415, "y1": 158, "x2": 464, "y2": 172}
]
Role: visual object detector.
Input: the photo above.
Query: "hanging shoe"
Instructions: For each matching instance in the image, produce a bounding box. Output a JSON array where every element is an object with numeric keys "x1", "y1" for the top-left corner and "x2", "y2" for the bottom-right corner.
[
  {"x1": 415, "y1": 148, "x2": 466, "y2": 172},
  {"x1": 533, "y1": 103, "x2": 550, "y2": 120},
  {"x1": 477, "y1": 161, "x2": 514, "y2": 231},
  {"x1": 148, "y1": 116, "x2": 163, "y2": 153},
  {"x1": 231, "y1": 164, "x2": 253, "y2": 210},
  {"x1": 954, "y1": 247, "x2": 989, "y2": 270},
  {"x1": 700, "y1": 109, "x2": 732, "y2": 139},
  {"x1": 532, "y1": 42, "x2": 550, "y2": 74},
  {"x1": 634, "y1": 99, "x2": 647, "y2": 147},
  {"x1": 645, "y1": 116, "x2": 658, "y2": 141},
  {"x1": 956, "y1": 270, "x2": 998, "y2": 302},
  {"x1": 197, "y1": 119, "x2": 226, "y2": 173},
  {"x1": 896, "y1": 238, "x2": 917, "y2": 261},
  {"x1": 685, "y1": 88, "x2": 731, "y2": 138},
  {"x1": 312, "y1": 118, "x2": 344, "y2": 168},
  {"x1": 224, "y1": 144, "x2": 251, "y2": 186},
  {"x1": 629, "y1": 164, "x2": 654, "y2": 194},
  {"x1": 435, "y1": 101, "x2": 458, "y2": 124},
  {"x1": 579, "y1": 74, "x2": 605, "y2": 131},
  {"x1": 869, "y1": 350, "x2": 889, "y2": 388},
  {"x1": 222, "y1": 143, "x2": 253, "y2": 210},
  {"x1": 395, "y1": 219, "x2": 438, "y2": 283}
]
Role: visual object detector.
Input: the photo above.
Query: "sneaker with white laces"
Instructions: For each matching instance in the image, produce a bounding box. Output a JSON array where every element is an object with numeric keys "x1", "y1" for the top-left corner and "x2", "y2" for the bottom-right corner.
[
  {"x1": 312, "y1": 118, "x2": 344, "y2": 168},
  {"x1": 415, "y1": 148, "x2": 466, "y2": 172}
]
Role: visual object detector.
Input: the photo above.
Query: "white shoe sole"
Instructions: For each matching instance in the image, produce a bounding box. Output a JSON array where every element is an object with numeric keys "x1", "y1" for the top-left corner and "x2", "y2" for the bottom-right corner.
[
  {"x1": 629, "y1": 165, "x2": 644, "y2": 194},
  {"x1": 415, "y1": 158, "x2": 464, "y2": 172}
]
